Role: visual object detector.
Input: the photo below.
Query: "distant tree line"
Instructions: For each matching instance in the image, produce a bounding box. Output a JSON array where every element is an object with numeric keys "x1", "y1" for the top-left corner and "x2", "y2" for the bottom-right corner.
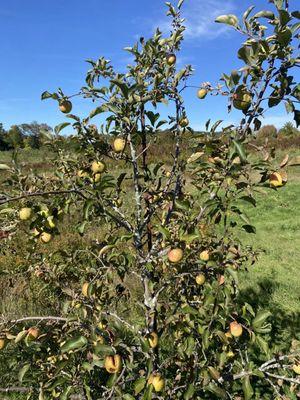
[{"x1": 0, "y1": 122, "x2": 53, "y2": 150}]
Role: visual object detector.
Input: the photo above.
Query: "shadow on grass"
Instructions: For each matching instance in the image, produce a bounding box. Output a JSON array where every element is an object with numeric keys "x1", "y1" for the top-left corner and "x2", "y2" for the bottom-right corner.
[{"x1": 239, "y1": 277, "x2": 300, "y2": 349}]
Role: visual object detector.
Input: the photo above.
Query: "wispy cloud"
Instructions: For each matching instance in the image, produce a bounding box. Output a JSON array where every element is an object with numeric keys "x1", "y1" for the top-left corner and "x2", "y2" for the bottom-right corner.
[{"x1": 156, "y1": 0, "x2": 236, "y2": 41}]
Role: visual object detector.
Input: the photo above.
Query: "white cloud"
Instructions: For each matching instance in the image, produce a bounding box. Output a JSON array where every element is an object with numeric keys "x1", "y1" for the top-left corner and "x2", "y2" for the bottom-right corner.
[
  {"x1": 183, "y1": 0, "x2": 236, "y2": 40},
  {"x1": 156, "y1": 0, "x2": 236, "y2": 41}
]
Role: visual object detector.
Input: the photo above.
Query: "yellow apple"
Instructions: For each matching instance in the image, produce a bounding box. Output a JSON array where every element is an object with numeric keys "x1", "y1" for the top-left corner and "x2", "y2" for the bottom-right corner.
[
  {"x1": 91, "y1": 161, "x2": 106, "y2": 174},
  {"x1": 167, "y1": 248, "x2": 183, "y2": 263},
  {"x1": 195, "y1": 273, "x2": 206, "y2": 285},
  {"x1": 27, "y1": 327, "x2": 40, "y2": 340},
  {"x1": 148, "y1": 332, "x2": 159, "y2": 349},
  {"x1": 0, "y1": 338, "x2": 6, "y2": 350},
  {"x1": 93, "y1": 173, "x2": 101, "y2": 183},
  {"x1": 292, "y1": 364, "x2": 300, "y2": 375},
  {"x1": 59, "y1": 100, "x2": 72, "y2": 114},
  {"x1": 40, "y1": 232, "x2": 52, "y2": 244},
  {"x1": 200, "y1": 250, "x2": 210, "y2": 261},
  {"x1": 166, "y1": 53, "x2": 176, "y2": 66},
  {"x1": 77, "y1": 170, "x2": 89, "y2": 178},
  {"x1": 230, "y1": 321, "x2": 243, "y2": 337},
  {"x1": 82, "y1": 282, "x2": 90, "y2": 297},
  {"x1": 179, "y1": 117, "x2": 189, "y2": 127},
  {"x1": 19, "y1": 207, "x2": 32, "y2": 221},
  {"x1": 233, "y1": 87, "x2": 252, "y2": 111},
  {"x1": 148, "y1": 374, "x2": 165, "y2": 392},
  {"x1": 113, "y1": 138, "x2": 126, "y2": 153},
  {"x1": 104, "y1": 354, "x2": 122, "y2": 373},
  {"x1": 269, "y1": 172, "x2": 283, "y2": 187},
  {"x1": 197, "y1": 88, "x2": 208, "y2": 99}
]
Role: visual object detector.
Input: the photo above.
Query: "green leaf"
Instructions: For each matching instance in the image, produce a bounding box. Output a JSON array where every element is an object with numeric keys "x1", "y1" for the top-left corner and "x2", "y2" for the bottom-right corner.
[
  {"x1": 253, "y1": 11, "x2": 275, "y2": 19},
  {"x1": 54, "y1": 122, "x2": 71, "y2": 135},
  {"x1": 90, "y1": 106, "x2": 105, "y2": 119},
  {"x1": 243, "y1": 6, "x2": 255, "y2": 21},
  {"x1": 232, "y1": 140, "x2": 247, "y2": 163},
  {"x1": 242, "y1": 224, "x2": 256, "y2": 234},
  {"x1": 134, "y1": 377, "x2": 146, "y2": 395},
  {"x1": 60, "y1": 336, "x2": 88, "y2": 353},
  {"x1": 242, "y1": 376, "x2": 254, "y2": 400},
  {"x1": 252, "y1": 310, "x2": 271, "y2": 330},
  {"x1": 256, "y1": 335, "x2": 270, "y2": 355},
  {"x1": 0, "y1": 164, "x2": 11, "y2": 170},
  {"x1": 177, "y1": 0, "x2": 184, "y2": 9},
  {"x1": 111, "y1": 79, "x2": 129, "y2": 98},
  {"x1": 123, "y1": 395, "x2": 135, "y2": 400},
  {"x1": 215, "y1": 14, "x2": 239, "y2": 27},
  {"x1": 18, "y1": 364, "x2": 30, "y2": 382},
  {"x1": 184, "y1": 383, "x2": 195, "y2": 400}
]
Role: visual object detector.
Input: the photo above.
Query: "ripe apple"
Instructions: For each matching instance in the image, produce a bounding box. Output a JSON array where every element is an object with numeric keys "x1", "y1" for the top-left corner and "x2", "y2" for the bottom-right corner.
[
  {"x1": 0, "y1": 338, "x2": 6, "y2": 350},
  {"x1": 27, "y1": 327, "x2": 40, "y2": 340},
  {"x1": 148, "y1": 373, "x2": 165, "y2": 392},
  {"x1": 292, "y1": 364, "x2": 300, "y2": 375},
  {"x1": 195, "y1": 273, "x2": 206, "y2": 285},
  {"x1": 104, "y1": 354, "x2": 122, "y2": 373},
  {"x1": 40, "y1": 232, "x2": 52, "y2": 244},
  {"x1": 229, "y1": 321, "x2": 243, "y2": 337},
  {"x1": 77, "y1": 170, "x2": 89, "y2": 178},
  {"x1": 19, "y1": 207, "x2": 32, "y2": 221},
  {"x1": 167, "y1": 248, "x2": 183, "y2": 263},
  {"x1": 179, "y1": 117, "x2": 189, "y2": 127},
  {"x1": 233, "y1": 87, "x2": 252, "y2": 111},
  {"x1": 82, "y1": 282, "x2": 90, "y2": 297},
  {"x1": 197, "y1": 88, "x2": 208, "y2": 99},
  {"x1": 113, "y1": 138, "x2": 126, "y2": 153},
  {"x1": 200, "y1": 250, "x2": 210, "y2": 261},
  {"x1": 148, "y1": 332, "x2": 159, "y2": 348},
  {"x1": 269, "y1": 172, "x2": 283, "y2": 187},
  {"x1": 93, "y1": 173, "x2": 101, "y2": 183},
  {"x1": 166, "y1": 53, "x2": 176, "y2": 66},
  {"x1": 59, "y1": 100, "x2": 72, "y2": 114},
  {"x1": 91, "y1": 161, "x2": 106, "y2": 174}
]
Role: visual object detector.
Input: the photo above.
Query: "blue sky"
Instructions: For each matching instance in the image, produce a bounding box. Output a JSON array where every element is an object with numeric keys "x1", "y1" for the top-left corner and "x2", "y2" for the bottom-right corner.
[{"x1": 0, "y1": 0, "x2": 299, "y2": 131}]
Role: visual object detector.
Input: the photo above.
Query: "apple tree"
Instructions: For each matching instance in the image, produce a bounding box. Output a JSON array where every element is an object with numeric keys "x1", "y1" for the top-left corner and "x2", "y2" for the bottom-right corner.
[{"x1": 0, "y1": 0, "x2": 300, "y2": 399}]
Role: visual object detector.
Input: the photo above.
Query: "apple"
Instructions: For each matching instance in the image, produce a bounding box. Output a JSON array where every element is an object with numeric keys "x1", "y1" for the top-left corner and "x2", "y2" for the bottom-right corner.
[
  {"x1": 77, "y1": 170, "x2": 89, "y2": 178},
  {"x1": 229, "y1": 321, "x2": 243, "y2": 337},
  {"x1": 59, "y1": 100, "x2": 72, "y2": 114},
  {"x1": 91, "y1": 161, "x2": 106, "y2": 174},
  {"x1": 292, "y1": 364, "x2": 300, "y2": 375},
  {"x1": 19, "y1": 207, "x2": 32, "y2": 221},
  {"x1": 40, "y1": 232, "x2": 52, "y2": 244},
  {"x1": 233, "y1": 87, "x2": 252, "y2": 111},
  {"x1": 179, "y1": 117, "x2": 189, "y2": 127},
  {"x1": 200, "y1": 250, "x2": 210, "y2": 261},
  {"x1": 113, "y1": 138, "x2": 126, "y2": 153},
  {"x1": 0, "y1": 338, "x2": 6, "y2": 350},
  {"x1": 148, "y1": 373, "x2": 165, "y2": 392},
  {"x1": 166, "y1": 53, "x2": 176, "y2": 66},
  {"x1": 167, "y1": 248, "x2": 183, "y2": 263},
  {"x1": 197, "y1": 88, "x2": 208, "y2": 99},
  {"x1": 269, "y1": 172, "x2": 283, "y2": 187},
  {"x1": 27, "y1": 327, "x2": 40, "y2": 340},
  {"x1": 195, "y1": 273, "x2": 206, "y2": 285},
  {"x1": 148, "y1": 332, "x2": 159, "y2": 349},
  {"x1": 82, "y1": 282, "x2": 90, "y2": 297},
  {"x1": 93, "y1": 173, "x2": 101, "y2": 183},
  {"x1": 104, "y1": 354, "x2": 122, "y2": 373}
]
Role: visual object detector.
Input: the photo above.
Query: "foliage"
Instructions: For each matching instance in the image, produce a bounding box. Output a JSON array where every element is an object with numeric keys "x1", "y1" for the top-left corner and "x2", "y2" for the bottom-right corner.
[
  {"x1": 0, "y1": 122, "x2": 52, "y2": 151},
  {"x1": 0, "y1": 0, "x2": 299, "y2": 399}
]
